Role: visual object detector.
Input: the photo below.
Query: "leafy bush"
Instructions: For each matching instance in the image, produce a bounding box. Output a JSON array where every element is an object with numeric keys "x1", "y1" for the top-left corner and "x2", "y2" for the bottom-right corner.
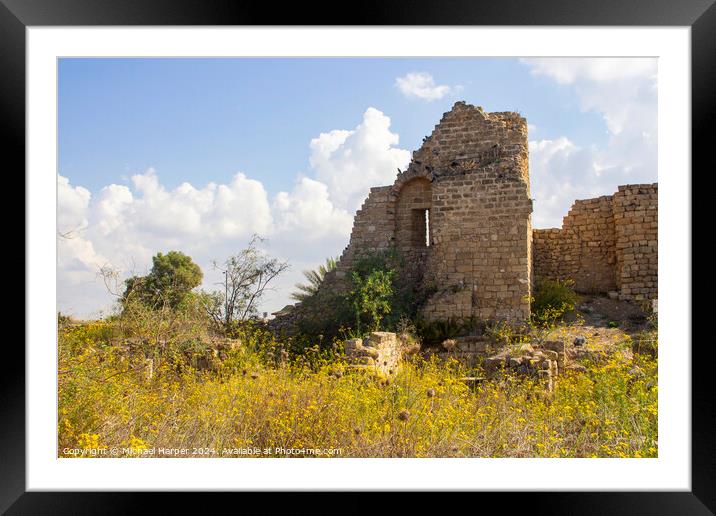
[
  {"x1": 348, "y1": 269, "x2": 394, "y2": 333},
  {"x1": 531, "y1": 279, "x2": 578, "y2": 324},
  {"x1": 415, "y1": 317, "x2": 468, "y2": 347},
  {"x1": 293, "y1": 248, "x2": 414, "y2": 341}
]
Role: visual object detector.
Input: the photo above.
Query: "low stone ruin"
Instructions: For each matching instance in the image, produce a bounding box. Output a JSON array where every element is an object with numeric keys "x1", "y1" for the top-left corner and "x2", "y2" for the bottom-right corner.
[
  {"x1": 482, "y1": 341, "x2": 568, "y2": 391},
  {"x1": 425, "y1": 336, "x2": 497, "y2": 367},
  {"x1": 343, "y1": 331, "x2": 418, "y2": 376},
  {"x1": 340, "y1": 330, "x2": 583, "y2": 391},
  {"x1": 421, "y1": 335, "x2": 599, "y2": 391},
  {"x1": 110, "y1": 335, "x2": 242, "y2": 373}
]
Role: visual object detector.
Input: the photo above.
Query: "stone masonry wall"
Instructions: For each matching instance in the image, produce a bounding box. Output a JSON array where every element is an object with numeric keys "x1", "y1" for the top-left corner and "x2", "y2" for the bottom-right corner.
[
  {"x1": 613, "y1": 184, "x2": 658, "y2": 301},
  {"x1": 532, "y1": 183, "x2": 657, "y2": 302},
  {"x1": 316, "y1": 101, "x2": 533, "y2": 323},
  {"x1": 533, "y1": 195, "x2": 617, "y2": 293},
  {"x1": 320, "y1": 186, "x2": 393, "y2": 290},
  {"x1": 409, "y1": 102, "x2": 533, "y2": 321},
  {"x1": 269, "y1": 101, "x2": 657, "y2": 334}
]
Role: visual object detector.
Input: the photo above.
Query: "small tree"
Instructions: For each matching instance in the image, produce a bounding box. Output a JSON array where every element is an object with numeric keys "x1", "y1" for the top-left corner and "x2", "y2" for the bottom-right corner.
[
  {"x1": 204, "y1": 235, "x2": 289, "y2": 331},
  {"x1": 291, "y1": 256, "x2": 338, "y2": 302},
  {"x1": 122, "y1": 251, "x2": 203, "y2": 310}
]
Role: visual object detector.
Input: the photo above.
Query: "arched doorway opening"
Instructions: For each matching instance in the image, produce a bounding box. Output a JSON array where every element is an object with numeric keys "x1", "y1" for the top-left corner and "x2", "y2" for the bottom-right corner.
[{"x1": 395, "y1": 177, "x2": 432, "y2": 258}]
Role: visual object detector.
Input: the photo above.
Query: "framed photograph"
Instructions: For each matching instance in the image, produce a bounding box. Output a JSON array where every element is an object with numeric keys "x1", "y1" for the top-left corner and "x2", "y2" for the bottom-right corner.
[{"x1": 6, "y1": 0, "x2": 709, "y2": 511}]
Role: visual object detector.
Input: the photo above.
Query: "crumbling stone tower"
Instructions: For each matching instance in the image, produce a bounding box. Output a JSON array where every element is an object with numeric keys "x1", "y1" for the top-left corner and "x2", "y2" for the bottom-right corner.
[
  {"x1": 271, "y1": 101, "x2": 657, "y2": 335},
  {"x1": 333, "y1": 101, "x2": 533, "y2": 322}
]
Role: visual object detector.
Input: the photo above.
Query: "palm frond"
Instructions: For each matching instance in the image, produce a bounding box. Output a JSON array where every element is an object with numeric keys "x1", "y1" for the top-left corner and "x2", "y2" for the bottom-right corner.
[{"x1": 290, "y1": 256, "x2": 338, "y2": 302}]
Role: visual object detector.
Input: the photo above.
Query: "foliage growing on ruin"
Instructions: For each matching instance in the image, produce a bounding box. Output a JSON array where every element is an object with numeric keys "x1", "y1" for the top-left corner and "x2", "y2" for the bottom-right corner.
[
  {"x1": 414, "y1": 316, "x2": 482, "y2": 348},
  {"x1": 348, "y1": 269, "x2": 395, "y2": 333},
  {"x1": 349, "y1": 248, "x2": 434, "y2": 331},
  {"x1": 530, "y1": 278, "x2": 578, "y2": 324},
  {"x1": 292, "y1": 288, "x2": 352, "y2": 347},
  {"x1": 289, "y1": 248, "x2": 430, "y2": 344}
]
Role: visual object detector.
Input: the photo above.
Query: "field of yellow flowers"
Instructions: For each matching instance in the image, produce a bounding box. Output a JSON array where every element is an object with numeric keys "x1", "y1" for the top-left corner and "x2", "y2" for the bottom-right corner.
[{"x1": 58, "y1": 321, "x2": 657, "y2": 458}]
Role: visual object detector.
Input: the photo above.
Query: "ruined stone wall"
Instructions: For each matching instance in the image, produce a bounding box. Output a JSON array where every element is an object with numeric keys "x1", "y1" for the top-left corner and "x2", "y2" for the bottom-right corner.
[
  {"x1": 533, "y1": 195, "x2": 617, "y2": 293},
  {"x1": 414, "y1": 102, "x2": 532, "y2": 321},
  {"x1": 394, "y1": 177, "x2": 432, "y2": 285},
  {"x1": 323, "y1": 101, "x2": 533, "y2": 323},
  {"x1": 423, "y1": 167, "x2": 532, "y2": 321},
  {"x1": 532, "y1": 183, "x2": 657, "y2": 301},
  {"x1": 613, "y1": 184, "x2": 658, "y2": 301},
  {"x1": 323, "y1": 185, "x2": 393, "y2": 288},
  {"x1": 269, "y1": 101, "x2": 657, "y2": 335}
]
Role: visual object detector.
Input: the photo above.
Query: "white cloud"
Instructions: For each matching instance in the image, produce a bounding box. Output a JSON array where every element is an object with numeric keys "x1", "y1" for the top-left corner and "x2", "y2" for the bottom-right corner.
[
  {"x1": 58, "y1": 174, "x2": 91, "y2": 235},
  {"x1": 528, "y1": 138, "x2": 600, "y2": 228},
  {"x1": 524, "y1": 58, "x2": 656, "y2": 85},
  {"x1": 310, "y1": 107, "x2": 410, "y2": 213},
  {"x1": 58, "y1": 107, "x2": 412, "y2": 318},
  {"x1": 57, "y1": 176, "x2": 108, "y2": 274},
  {"x1": 273, "y1": 176, "x2": 353, "y2": 240},
  {"x1": 522, "y1": 58, "x2": 657, "y2": 228},
  {"x1": 523, "y1": 58, "x2": 657, "y2": 136},
  {"x1": 395, "y1": 72, "x2": 454, "y2": 101}
]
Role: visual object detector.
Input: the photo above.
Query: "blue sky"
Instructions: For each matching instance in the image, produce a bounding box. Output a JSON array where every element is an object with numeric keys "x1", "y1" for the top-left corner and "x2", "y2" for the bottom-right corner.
[
  {"x1": 59, "y1": 58, "x2": 607, "y2": 195},
  {"x1": 58, "y1": 57, "x2": 657, "y2": 318}
]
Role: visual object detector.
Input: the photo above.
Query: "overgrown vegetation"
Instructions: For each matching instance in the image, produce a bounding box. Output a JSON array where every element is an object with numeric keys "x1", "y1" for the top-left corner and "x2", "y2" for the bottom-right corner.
[
  {"x1": 293, "y1": 248, "x2": 434, "y2": 344},
  {"x1": 415, "y1": 316, "x2": 482, "y2": 348},
  {"x1": 530, "y1": 278, "x2": 579, "y2": 325},
  {"x1": 59, "y1": 244, "x2": 657, "y2": 459},
  {"x1": 58, "y1": 318, "x2": 657, "y2": 458}
]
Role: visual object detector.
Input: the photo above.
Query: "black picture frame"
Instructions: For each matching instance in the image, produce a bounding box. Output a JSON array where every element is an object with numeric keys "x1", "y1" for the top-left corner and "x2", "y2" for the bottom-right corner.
[{"x1": 4, "y1": 0, "x2": 709, "y2": 512}]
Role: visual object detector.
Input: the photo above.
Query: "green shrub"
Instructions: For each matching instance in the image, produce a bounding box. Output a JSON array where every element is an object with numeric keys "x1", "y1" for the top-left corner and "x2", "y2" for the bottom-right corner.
[
  {"x1": 415, "y1": 316, "x2": 481, "y2": 348},
  {"x1": 348, "y1": 269, "x2": 394, "y2": 333},
  {"x1": 531, "y1": 279, "x2": 578, "y2": 323}
]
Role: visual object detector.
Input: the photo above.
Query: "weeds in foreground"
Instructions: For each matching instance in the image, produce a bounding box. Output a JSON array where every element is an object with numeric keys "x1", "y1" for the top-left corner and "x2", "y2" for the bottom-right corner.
[{"x1": 58, "y1": 321, "x2": 657, "y2": 458}]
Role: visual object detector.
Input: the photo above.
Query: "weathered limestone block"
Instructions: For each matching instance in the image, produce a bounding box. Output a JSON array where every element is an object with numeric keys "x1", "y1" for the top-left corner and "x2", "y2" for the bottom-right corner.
[
  {"x1": 344, "y1": 338, "x2": 363, "y2": 352},
  {"x1": 368, "y1": 331, "x2": 398, "y2": 349},
  {"x1": 431, "y1": 335, "x2": 497, "y2": 367},
  {"x1": 473, "y1": 337, "x2": 573, "y2": 392},
  {"x1": 344, "y1": 332, "x2": 402, "y2": 376},
  {"x1": 542, "y1": 341, "x2": 566, "y2": 372}
]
